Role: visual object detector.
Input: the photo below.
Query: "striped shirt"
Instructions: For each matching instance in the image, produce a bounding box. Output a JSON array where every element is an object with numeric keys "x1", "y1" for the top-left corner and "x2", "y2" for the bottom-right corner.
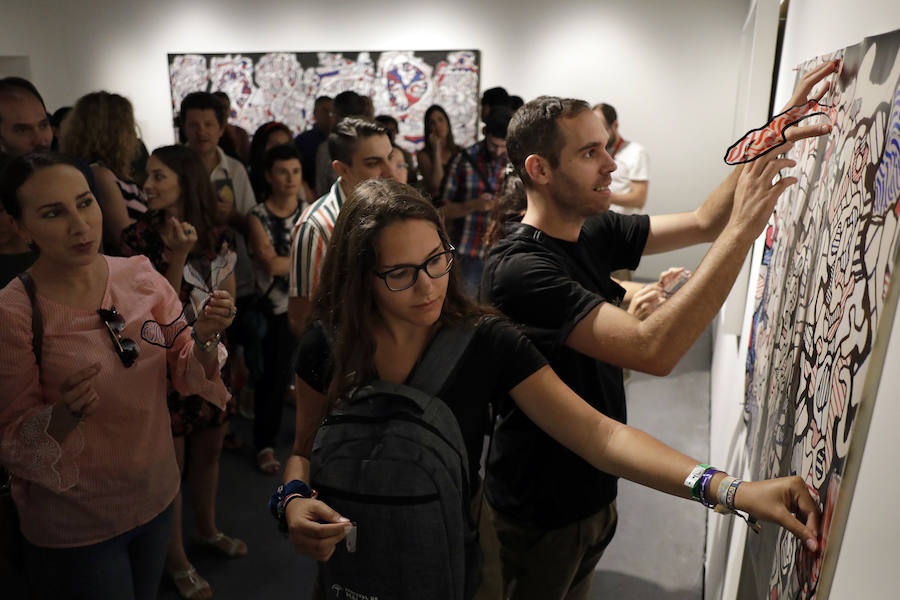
[
  {"x1": 89, "y1": 162, "x2": 147, "y2": 220},
  {"x1": 289, "y1": 179, "x2": 345, "y2": 298},
  {"x1": 439, "y1": 141, "x2": 508, "y2": 259}
]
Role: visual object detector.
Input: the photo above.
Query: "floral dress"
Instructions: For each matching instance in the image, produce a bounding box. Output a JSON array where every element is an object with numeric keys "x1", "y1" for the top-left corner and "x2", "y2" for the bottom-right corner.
[{"x1": 121, "y1": 216, "x2": 237, "y2": 436}]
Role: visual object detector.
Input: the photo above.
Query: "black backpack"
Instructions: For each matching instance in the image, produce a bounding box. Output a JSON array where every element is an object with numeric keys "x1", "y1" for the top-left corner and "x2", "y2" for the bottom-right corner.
[{"x1": 310, "y1": 325, "x2": 481, "y2": 600}]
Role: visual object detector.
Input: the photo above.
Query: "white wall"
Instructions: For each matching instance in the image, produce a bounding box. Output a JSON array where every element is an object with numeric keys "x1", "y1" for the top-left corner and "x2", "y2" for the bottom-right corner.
[
  {"x1": 707, "y1": 1, "x2": 900, "y2": 598},
  {"x1": 0, "y1": 0, "x2": 748, "y2": 279},
  {"x1": 705, "y1": 3, "x2": 780, "y2": 596},
  {"x1": 0, "y1": 56, "x2": 31, "y2": 79}
]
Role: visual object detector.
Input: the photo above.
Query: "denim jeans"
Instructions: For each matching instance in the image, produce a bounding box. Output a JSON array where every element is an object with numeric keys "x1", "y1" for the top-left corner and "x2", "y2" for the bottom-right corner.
[{"x1": 24, "y1": 502, "x2": 174, "y2": 600}]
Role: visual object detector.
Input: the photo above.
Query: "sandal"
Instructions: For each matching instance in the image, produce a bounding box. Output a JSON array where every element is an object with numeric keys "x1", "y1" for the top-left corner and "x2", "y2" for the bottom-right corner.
[
  {"x1": 193, "y1": 531, "x2": 248, "y2": 558},
  {"x1": 167, "y1": 566, "x2": 212, "y2": 600},
  {"x1": 256, "y1": 447, "x2": 281, "y2": 474}
]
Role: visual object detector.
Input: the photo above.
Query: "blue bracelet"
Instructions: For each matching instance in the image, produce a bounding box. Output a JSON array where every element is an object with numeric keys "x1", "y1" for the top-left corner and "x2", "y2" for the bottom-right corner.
[{"x1": 269, "y1": 480, "x2": 314, "y2": 533}]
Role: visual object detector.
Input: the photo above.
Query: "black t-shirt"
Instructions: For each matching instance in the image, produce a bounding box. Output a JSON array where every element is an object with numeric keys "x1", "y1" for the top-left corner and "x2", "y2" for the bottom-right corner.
[
  {"x1": 480, "y1": 211, "x2": 650, "y2": 528},
  {"x1": 295, "y1": 316, "x2": 548, "y2": 493}
]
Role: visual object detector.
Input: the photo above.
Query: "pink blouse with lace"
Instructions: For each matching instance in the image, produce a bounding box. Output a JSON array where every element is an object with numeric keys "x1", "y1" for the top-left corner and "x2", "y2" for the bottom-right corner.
[{"x1": 0, "y1": 255, "x2": 229, "y2": 548}]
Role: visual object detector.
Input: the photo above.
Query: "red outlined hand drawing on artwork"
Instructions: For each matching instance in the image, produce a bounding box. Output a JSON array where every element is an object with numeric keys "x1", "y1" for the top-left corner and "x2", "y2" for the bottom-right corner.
[{"x1": 725, "y1": 101, "x2": 838, "y2": 165}]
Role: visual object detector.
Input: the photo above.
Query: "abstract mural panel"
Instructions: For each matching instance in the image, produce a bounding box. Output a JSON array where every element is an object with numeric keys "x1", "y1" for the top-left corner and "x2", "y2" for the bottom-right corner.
[
  {"x1": 744, "y1": 29, "x2": 900, "y2": 599},
  {"x1": 168, "y1": 50, "x2": 481, "y2": 154}
]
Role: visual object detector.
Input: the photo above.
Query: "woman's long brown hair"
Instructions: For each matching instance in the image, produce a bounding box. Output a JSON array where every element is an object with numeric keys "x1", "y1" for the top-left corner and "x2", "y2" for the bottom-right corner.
[
  {"x1": 310, "y1": 178, "x2": 488, "y2": 406},
  {"x1": 150, "y1": 145, "x2": 224, "y2": 256}
]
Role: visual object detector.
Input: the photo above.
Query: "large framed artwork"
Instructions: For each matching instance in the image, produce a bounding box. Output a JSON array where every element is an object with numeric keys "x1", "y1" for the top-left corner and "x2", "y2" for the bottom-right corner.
[
  {"x1": 743, "y1": 28, "x2": 900, "y2": 599},
  {"x1": 167, "y1": 50, "x2": 481, "y2": 153}
]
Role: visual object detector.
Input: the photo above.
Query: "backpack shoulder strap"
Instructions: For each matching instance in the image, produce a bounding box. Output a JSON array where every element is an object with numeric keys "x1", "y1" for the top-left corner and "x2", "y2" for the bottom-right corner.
[
  {"x1": 316, "y1": 319, "x2": 476, "y2": 402},
  {"x1": 17, "y1": 271, "x2": 43, "y2": 367},
  {"x1": 407, "y1": 324, "x2": 477, "y2": 397}
]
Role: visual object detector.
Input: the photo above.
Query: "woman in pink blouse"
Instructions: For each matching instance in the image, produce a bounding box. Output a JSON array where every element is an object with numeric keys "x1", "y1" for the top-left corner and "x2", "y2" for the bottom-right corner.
[{"x1": 0, "y1": 152, "x2": 235, "y2": 600}]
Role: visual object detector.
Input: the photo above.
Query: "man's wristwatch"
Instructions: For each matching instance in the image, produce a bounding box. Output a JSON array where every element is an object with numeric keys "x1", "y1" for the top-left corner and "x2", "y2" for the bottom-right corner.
[{"x1": 191, "y1": 328, "x2": 221, "y2": 352}]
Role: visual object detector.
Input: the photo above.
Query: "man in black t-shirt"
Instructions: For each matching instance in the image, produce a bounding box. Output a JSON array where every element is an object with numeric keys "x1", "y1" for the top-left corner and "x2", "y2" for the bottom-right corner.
[{"x1": 481, "y1": 83, "x2": 835, "y2": 599}]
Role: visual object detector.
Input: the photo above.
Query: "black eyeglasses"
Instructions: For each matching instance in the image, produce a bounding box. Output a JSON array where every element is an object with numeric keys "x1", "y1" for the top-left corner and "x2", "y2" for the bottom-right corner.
[
  {"x1": 374, "y1": 246, "x2": 456, "y2": 292},
  {"x1": 97, "y1": 306, "x2": 139, "y2": 367}
]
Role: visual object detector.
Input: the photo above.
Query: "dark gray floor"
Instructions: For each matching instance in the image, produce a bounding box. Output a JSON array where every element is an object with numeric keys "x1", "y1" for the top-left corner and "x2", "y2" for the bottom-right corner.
[
  {"x1": 590, "y1": 329, "x2": 711, "y2": 599},
  {"x1": 160, "y1": 329, "x2": 712, "y2": 600},
  {"x1": 158, "y1": 406, "x2": 318, "y2": 599}
]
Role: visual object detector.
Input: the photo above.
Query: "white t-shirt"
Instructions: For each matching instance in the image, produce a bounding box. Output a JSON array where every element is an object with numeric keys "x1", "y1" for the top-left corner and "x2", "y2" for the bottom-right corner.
[
  {"x1": 210, "y1": 147, "x2": 257, "y2": 215},
  {"x1": 609, "y1": 140, "x2": 649, "y2": 215}
]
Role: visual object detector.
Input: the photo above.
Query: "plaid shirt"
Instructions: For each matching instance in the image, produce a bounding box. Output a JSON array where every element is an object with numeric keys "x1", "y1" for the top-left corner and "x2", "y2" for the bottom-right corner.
[{"x1": 439, "y1": 141, "x2": 508, "y2": 259}]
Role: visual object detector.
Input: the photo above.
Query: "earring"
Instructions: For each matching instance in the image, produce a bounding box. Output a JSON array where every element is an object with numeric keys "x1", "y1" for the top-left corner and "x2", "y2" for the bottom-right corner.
[{"x1": 19, "y1": 233, "x2": 37, "y2": 252}]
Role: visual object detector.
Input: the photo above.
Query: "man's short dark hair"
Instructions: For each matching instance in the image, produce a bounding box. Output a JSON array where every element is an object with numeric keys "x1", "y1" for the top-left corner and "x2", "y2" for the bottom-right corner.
[
  {"x1": 507, "y1": 96, "x2": 591, "y2": 187},
  {"x1": 264, "y1": 143, "x2": 302, "y2": 172},
  {"x1": 314, "y1": 95, "x2": 333, "y2": 109},
  {"x1": 328, "y1": 117, "x2": 387, "y2": 165},
  {"x1": 50, "y1": 106, "x2": 72, "y2": 129},
  {"x1": 374, "y1": 114, "x2": 397, "y2": 129},
  {"x1": 179, "y1": 92, "x2": 227, "y2": 127},
  {"x1": 593, "y1": 102, "x2": 617, "y2": 127},
  {"x1": 374, "y1": 115, "x2": 399, "y2": 141},
  {"x1": 0, "y1": 77, "x2": 47, "y2": 126},
  {"x1": 482, "y1": 86, "x2": 510, "y2": 110},
  {"x1": 333, "y1": 91, "x2": 363, "y2": 121},
  {"x1": 484, "y1": 106, "x2": 514, "y2": 140}
]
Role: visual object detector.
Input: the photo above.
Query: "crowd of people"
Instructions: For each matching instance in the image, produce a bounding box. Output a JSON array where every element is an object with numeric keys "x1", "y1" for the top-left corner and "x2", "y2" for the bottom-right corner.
[{"x1": 0, "y1": 62, "x2": 838, "y2": 600}]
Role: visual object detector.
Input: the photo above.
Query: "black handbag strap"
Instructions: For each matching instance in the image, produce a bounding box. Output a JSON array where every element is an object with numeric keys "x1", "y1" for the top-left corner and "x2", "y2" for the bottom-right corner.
[{"x1": 17, "y1": 272, "x2": 42, "y2": 367}]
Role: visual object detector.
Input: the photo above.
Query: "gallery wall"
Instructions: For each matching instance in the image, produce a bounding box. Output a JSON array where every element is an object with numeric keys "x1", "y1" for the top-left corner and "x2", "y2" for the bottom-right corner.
[
  {"x1": 0, "y1": 0, "x2": 749, "y2": 279},
  {"x1": 704, "y1": 2, "x2": 780, "y2": 598},
  {"x1": 707, "y1": 1, "x2": 900, "y2": 598}
]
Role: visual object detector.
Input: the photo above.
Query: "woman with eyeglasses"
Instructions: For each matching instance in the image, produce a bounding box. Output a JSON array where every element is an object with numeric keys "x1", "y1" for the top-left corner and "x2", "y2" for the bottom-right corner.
[
  {"x1": 120, "y1": 144, "x2": 245, "y2": 599},
  {"x1": 0, "y1": 152, "x2": 235, "y2": 600},
  {"x1": 280, "y1": 179, "x2": 820, "y2": 598}
]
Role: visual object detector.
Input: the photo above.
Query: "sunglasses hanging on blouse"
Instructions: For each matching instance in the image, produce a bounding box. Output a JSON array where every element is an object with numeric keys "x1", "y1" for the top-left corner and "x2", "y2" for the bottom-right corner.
[{"x1": 97, "y1": 306, "x2": 140, "y2": 367}]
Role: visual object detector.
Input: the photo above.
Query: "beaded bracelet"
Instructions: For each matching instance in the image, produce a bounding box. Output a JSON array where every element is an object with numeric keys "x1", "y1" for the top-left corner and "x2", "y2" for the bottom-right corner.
[{"x1": 281, "y1": 493, "x2": 307, "y2": 516}]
